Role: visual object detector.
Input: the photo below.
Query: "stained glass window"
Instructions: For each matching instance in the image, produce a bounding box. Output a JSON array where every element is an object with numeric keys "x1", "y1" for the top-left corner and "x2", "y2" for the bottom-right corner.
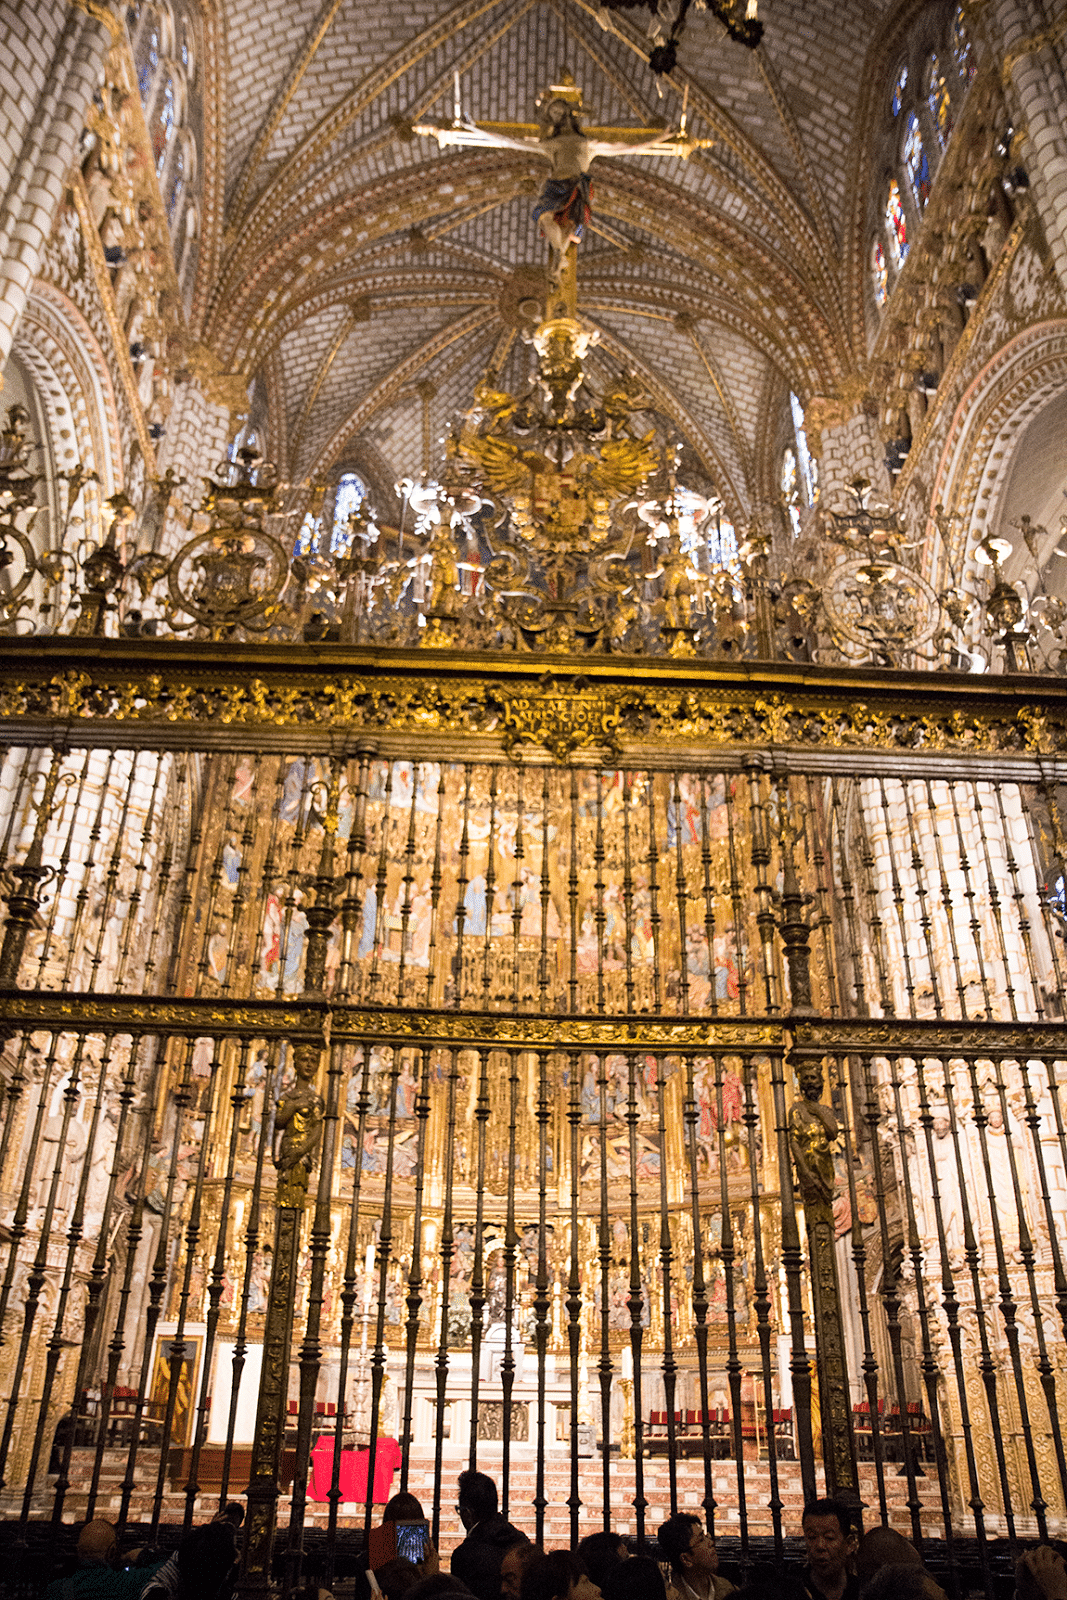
[
  {"x1": 927, "y1": 53, "x2": 954, "y2": 149},
  {"x1": 885, "y1": 179, "x2": 908, "y2": 267},
  {"x1": 903, "y1": 113, "x2": 930, "y2": 209},
  {"x1": 153, "y1": 77, "x2": 175, "y2": 173},
  {"x1": 167, "y1": 144, "x2": 184, "y2": 223},
  {"x1": 331, "y1": 472, "x2": 368, "y2": 553},
  {"x1": 952, "y1": 8, "x2": 976, "y2": 83},
  {"x1": 871, "y1": 239, "x2": 888, "y2": 306},
  {"x1": 781, "y1": 448, "x2": 801, "y2": 536},
  {"x1": 891, "y1": 64, "x2": 908, "y2": 117},
  {"x1": 138, "y1": 25, "x2": 159, "y2": 101},
  {"x1": 790, "y1": 392, "x2": 815, "y2": 506}
]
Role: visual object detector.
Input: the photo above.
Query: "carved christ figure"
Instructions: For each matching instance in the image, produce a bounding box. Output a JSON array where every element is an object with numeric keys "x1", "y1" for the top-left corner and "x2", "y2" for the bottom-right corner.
[{"x1": 414, "y1": 77, "x2": 709, "y2": 287}]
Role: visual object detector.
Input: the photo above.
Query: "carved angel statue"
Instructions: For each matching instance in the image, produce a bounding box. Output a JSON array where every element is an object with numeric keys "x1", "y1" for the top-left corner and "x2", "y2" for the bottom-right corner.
[
  {"x1": 788, "y1": 1060, "x2": 839, "y2": 1207},
  {"x1": 274, "y1": 1044, "x2": 324, "y2": 1207}
]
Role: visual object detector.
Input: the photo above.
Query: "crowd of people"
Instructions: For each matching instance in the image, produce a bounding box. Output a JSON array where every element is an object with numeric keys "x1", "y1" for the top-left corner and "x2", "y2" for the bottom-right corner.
[{"x1": 36, "y1": 1483, "x2": 1067, "y2": 1600}]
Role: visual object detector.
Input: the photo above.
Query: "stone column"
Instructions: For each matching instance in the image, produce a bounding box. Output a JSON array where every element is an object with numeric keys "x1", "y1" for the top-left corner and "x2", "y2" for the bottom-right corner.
[
  {"x1": 0, "y1": 1, "x2": 115, "y2": 373},
  {"x1": 995, "y1": 0, "x2": 1067, "y2": 297}
]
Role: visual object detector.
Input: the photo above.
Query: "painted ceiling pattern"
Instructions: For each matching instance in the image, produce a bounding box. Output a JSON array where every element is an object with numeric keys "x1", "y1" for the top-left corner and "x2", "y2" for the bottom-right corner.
[{"x1": 203, "y1": 0, "x2": 899, "y2": 518}]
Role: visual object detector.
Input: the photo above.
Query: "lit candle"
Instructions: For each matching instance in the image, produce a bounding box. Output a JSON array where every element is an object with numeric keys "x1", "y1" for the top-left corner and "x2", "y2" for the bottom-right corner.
[{"x1": 621, "y1": 1345, "x2": 633, "y2": 1381}]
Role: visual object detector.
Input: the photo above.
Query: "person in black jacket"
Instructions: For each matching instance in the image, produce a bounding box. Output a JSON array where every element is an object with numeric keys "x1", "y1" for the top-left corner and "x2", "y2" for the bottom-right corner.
[{"x1": 449, "y1": 1472, "x2": 524, "y2": 1600}]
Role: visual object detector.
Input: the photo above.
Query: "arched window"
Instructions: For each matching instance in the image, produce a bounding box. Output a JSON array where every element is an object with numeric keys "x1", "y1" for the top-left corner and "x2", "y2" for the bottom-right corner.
[
  {"x1": 903, "y1": 113, "x2": 930, "y2": 210},
  {"x1": 137, "y1": 20, "x2": 160, "y2": 101},
  {"x1": 871, "y1": 239, "x2": 888, "y2": 306},
  {"x1": 951, "y1": 8, "x2": 975, "y2": 84},
  {"x1": 153, "y1": 76, "x2": 176, "y2": 174},
  {"x1": 927, "y1": 53, "x2": 954, "y2": 150},
  {"x1": 167, "y1": 142, "x2": 185, "y2": 223},
  {"x1": 885, "y1": 179, "x2": 908, "y2": 267},
  {"x1": 890, "y1": 63, "x2": 908, "y2": 118},
  {"x1": 789, "y1": 392, "x2": 816, "y2": 506},
  {"x1": 781, "y1": 448, "x2": 801, "y2": 536},
  {"x1": 331, "y1": 472, "x2": 368, "y2": 553}
]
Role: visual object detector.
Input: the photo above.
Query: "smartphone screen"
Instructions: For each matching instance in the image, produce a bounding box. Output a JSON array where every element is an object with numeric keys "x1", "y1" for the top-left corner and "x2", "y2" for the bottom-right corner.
[{"x1": 395, "y1": 1521, "x2": 429, "y2": 1565}]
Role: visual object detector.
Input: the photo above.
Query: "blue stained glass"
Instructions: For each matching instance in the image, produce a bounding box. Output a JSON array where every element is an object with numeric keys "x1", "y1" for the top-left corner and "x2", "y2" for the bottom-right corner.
[
  {"x1": 138, "y1": 26, "x2": 159, "y2": 100},
  {"x1": 167, "y1": 145, "x2": 184, "y2": 222},
  {"x1": 871, "y1": 239, "x2": 888, "y2": 306},
  {"x1": 904, "y1": 113, "x2": 930, "y2": 209},
  {"x1": 927, "y1": 53, "x2": 954, "y2": 149},
  {"x1": 952, "y1": 8, "x2": 976, "y2": 83},
  {"x1": 154, "y1": 78, "x2": 175, "y2": 174},
  {"x1": 891, "y1": 64, "x2": 908, "y2": 117},
  {"x1": 330, "y1": 473, "x2": 368, "y2": 553},
  {"x1": 885, "y1": 179, "x2": 908, "y2": 266}
]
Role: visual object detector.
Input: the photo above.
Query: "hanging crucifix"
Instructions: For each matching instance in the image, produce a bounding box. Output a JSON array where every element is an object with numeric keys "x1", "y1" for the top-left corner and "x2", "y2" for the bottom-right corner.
[{"x1": 414, "y1": 73, "x2": 710, "y2": 318}]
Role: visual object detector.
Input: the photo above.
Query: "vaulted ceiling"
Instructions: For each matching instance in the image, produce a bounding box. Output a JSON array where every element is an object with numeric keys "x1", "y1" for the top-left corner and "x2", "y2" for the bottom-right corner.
[{"x1": 200, "y1": 0, "x2": 907, "y2": 518}]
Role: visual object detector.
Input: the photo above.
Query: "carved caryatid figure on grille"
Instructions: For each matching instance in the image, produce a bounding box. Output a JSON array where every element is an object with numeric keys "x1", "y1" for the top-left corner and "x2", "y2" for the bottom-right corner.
[
  {"x1": 273, "y1": 1043, "x2": 324, "y2": 1207},
  {"x1": 788, "y1": 1059, "x2": 839, "y2": 1206}
]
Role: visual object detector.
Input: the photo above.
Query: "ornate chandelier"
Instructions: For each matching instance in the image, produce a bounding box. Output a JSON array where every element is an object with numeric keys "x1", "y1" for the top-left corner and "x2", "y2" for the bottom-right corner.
[{"x1": 597, "y1": 0, "x2": 762, "y2": 76}]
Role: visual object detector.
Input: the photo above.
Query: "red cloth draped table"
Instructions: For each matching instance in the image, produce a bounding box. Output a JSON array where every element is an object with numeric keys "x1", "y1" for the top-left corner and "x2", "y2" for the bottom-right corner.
[{"x1": 308, "y1": 1434, "x2": 402, "y2": 1502}]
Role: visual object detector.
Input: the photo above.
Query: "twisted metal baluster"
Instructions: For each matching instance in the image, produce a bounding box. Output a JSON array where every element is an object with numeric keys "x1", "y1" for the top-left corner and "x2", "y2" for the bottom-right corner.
[
  {"x1": 716, "y1": 1053, "x2": 747, "y2": 1556},
  {"x1": 398, "y1": 1047, "x2": 432, "y2": 1497},
  {"x1": 876, "y1": 777, "x2": 917, "y2": 1017},
  {"x1": 424, "y1": 763, "x2": 445, "y2": 1009},
  {"x1": 533, "y1": 1048, "x2": 551, "y2": 1546},
  {"x1": 326, "y1": 1046, "x2": 373, "y2": 1566},
  {"x1": 767, "y1": 1048, "x2": 816, "y2": 1502},
  {"x1": 364, "y1": 1046, "x2": 402, "y2": 1536},
  {"x1": 803, "y1": 775, "x2": 839, "y2": 1015},
  {"x1": 21, "y1": 1033, "x2": 114, "y2": 1521},
  {"x1": 288, "y1": 1041, "x2": 344, "y2": 1591},
  {"x1": 673, "y1": 775, "x2": 691, "y2": 1017},
  {"x1": 566, "y1": 1049, "x2": 583, "y2": 1544},
  {"x1": 87, "y1": 1050, "x2": 156, "y2": 1520},
  {"x1": 646, "y1": 774, "x2": 663, "y2": 1014},
  {"x1": 656, "y1": 1052, "x2": 679, "y2": 1515},
  {"x1": 913, "y1": 1058, "x2": 990, "y2": 1585},
  {"x1": 453, "y1": 765, "x2": 473, "y2": 1007},
  {"x1": 0, "y1": 1031, "x2": 74, "y2": 1489},
  {"x1": 568, "y1": 771, "x2": 580, "y2": 1013},
  {"x1": 186, "y1": 1039, "x2": 251, "y2": 1527},
  {"x1": 622, "y1": 773, "x2": 636, "y2": 1015},
  {"x1": 829, "y1": 778, "x2": 869, "y2": 1017},
  {"x1": 923, "y1": 780, "x2": 968, "y2": 1018},
  {"x1": 500, "y1": 1050, "x2": 521, "y2": 1516},
  {"x1": 150, "y1": 1041, "x2": 222, "y2": 1537},
  {"x1": 481, "y1": 768, "x2": 499, "y2": 1009},
  {"x1": 832, "y1": 1055, "x2": 887, "y2": 1522},
  {"x1": 900, "y1": 778, "x2": 944, "y2": 1017},
  {"x1": 699, "y1": 777, "x2": 719, "y2": 1019},
  {"x1": 431, "y1": 1048, "x2": 460, "y2": 1548},
  {"x1": 859, "y1": 1052, "x2": 923, "y2": 1545},
  {"x1": 596, "y1": 1052, "x2": 614, "y2": 1529},
  {"x1": 220, "y1": 1041, "x2": 280, "y2": 1509},
  {"x1": 53, "y1": 1033, "x2": 142, "y2": 1523},
  {"x1": 467, "y1": 1046, "x2": 492, "y2": 1465},
  {"x1": 741, "y1": 1056, "x2": 781, "y2": 1558},
  {"x1": 884, "y1": 1053, "x2": 958, "y2": 1562},
  {"x1": 118, "y1": 1037, "x2": 194, "y2": 1531},
  {"x1": 963, "y1": 1054, "x2": 1048, "y2": 1535},
  {"x1": 595, "y1": 774, "x2": 607, "y2": 1015},
  {"x1": 937, "y1": 1056, "x2": 1017, "y2": 1546},
  {"x1": 366, "y1": 761, "x2": 395, "y2": 1001},
  {"x1": 626, "y1": 1052, "x2": 648, "y2": 1545},
  {"x1": 397, "y1": 760, "x2": 421, "y2": 1007},
  {"x1": 539, "y1": 768, "x2": 552, "y2": 1011}
]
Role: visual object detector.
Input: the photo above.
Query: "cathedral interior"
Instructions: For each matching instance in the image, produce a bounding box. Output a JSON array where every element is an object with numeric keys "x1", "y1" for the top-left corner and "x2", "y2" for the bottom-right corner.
[{"x1": 2, "y1": 0, "x2": 1067, "y2": 1590}]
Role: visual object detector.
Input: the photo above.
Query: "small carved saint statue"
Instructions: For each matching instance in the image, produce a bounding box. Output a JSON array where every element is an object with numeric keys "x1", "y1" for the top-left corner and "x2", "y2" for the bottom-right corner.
[
  {"x1": 788, "y1": 1060, "x2": 839, "y2": 1207},
  {"x1": 274, "y1": 1043, "x2": 324, "y2": 1207}
]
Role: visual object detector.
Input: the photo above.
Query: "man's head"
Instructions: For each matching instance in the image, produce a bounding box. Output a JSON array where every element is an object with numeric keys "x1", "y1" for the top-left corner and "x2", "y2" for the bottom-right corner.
[
  {"x1": 802, "y1": 1501, "x2": 857, "y2": 1583},
  {"x1": 656, "y1": 1516, "x2": 718, "y2": 1583},
  {"x1": 385, "y1": 1493, "x2": 427, "y2": 1523},
  {"x1": 458, "y1": 1470, "x2": 498, "y2": 1530},
  {"x1": 502, "y1": 1540, "x2": 538, "y2": 1600},
  {"x1": 576, "y1": 1534, "x2": 629, "y2": 1594},
  {"x1": 77, "y1": 1520, "x2": 117, "y2": 1566}
]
